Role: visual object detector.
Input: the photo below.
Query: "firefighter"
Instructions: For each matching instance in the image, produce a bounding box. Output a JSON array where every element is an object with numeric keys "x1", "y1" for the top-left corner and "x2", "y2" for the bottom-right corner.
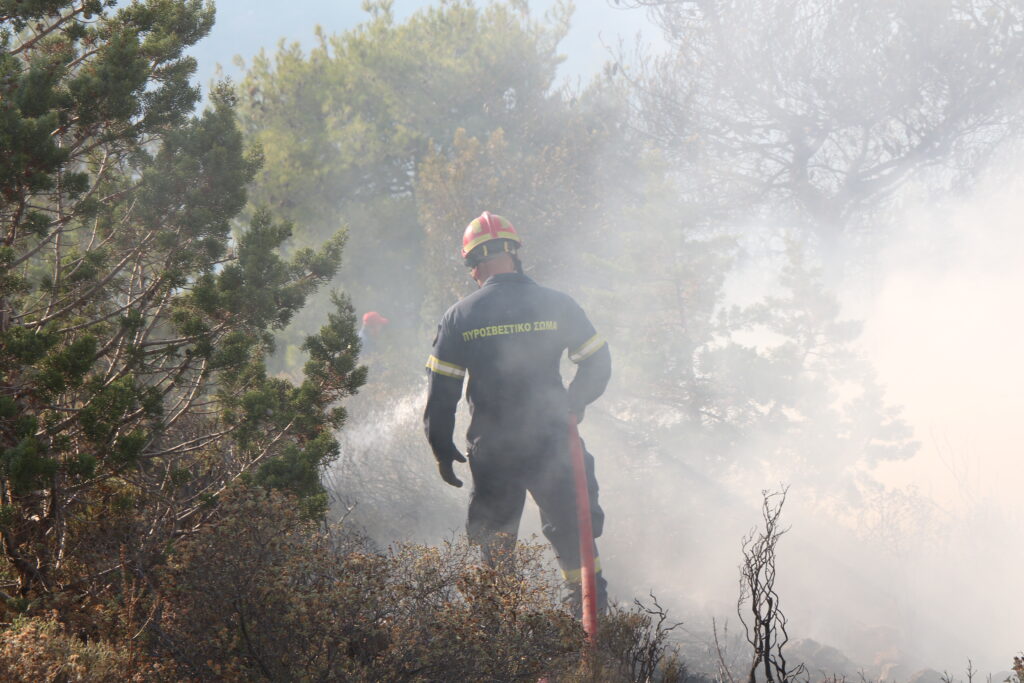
[
  {"x1": 358, "y1": 311, "x2": 389, "y2": 354},
  {"x1": 423, "y1": 211, "x2": 611, "y2": 615}
]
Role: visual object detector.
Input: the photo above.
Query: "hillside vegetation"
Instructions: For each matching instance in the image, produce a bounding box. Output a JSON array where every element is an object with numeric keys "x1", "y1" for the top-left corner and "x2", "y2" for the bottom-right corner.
[{"x1": 1, "y1": 0, "x2": 1022, "y2": 679}]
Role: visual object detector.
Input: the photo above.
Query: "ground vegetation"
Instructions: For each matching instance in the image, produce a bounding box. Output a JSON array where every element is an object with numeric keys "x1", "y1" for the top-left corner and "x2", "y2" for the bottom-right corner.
[{"x1": 1, "y1": 0, "x2": 1021, "y2": 678}]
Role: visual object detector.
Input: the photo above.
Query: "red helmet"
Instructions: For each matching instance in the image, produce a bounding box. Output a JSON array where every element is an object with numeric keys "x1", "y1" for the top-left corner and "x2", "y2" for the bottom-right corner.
[
  {"x1": 361, "y1": 311, "x2": 389, "y2": 330},
  {"x1": 461, "y1": 211, "x2": 521, "y2": 266}
]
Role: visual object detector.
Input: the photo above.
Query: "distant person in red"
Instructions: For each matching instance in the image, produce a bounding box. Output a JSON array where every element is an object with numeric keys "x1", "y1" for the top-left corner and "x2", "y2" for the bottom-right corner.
[{"x1": 358, "y1": 311, "x2": 389, "y2": 354}]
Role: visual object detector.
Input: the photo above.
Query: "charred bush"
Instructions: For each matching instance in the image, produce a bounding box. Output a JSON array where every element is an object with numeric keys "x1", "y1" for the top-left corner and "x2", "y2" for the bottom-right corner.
[
  {"x1": 738, "y1": 487, "x2": 805, "y2": 683},
  {"x1": 590, "y1": 594, "x2": 702, "y2": 683}
]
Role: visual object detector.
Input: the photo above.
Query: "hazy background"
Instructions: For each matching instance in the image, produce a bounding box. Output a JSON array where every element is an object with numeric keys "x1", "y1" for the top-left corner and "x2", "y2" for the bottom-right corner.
[
  {"x1": 190, "y1": 1, "x2": 1023, "y2": 677},
  {"x1": 863, "y1": 163, "x2": 1024, "y2": 510}
]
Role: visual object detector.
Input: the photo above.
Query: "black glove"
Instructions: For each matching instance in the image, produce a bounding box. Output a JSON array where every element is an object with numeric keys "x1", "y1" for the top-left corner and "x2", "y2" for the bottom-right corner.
[
  {"x1": 437, "y1": 449, "x2": 467, "y2": 488},
  {"x1": 570, "y1": 405, "x2": 586, "y2": 425}
]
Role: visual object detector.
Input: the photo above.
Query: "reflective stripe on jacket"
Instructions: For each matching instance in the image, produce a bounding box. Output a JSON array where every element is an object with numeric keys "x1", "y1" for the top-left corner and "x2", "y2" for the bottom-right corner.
[{"x1": 423, "y1": 272, "x2": 610, "y2": 461}]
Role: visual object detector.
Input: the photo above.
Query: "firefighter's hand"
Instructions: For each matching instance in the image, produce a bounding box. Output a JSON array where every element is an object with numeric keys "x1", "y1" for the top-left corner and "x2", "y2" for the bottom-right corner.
[{"x1": 437, "y1": 451, "x2": 467, "y2": 488}]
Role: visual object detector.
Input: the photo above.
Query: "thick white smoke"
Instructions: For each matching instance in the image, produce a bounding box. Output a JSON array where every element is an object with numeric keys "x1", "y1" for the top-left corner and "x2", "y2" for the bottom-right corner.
[{"x1": 851, "y1": 160, "x2": 1024, "y2": 672}]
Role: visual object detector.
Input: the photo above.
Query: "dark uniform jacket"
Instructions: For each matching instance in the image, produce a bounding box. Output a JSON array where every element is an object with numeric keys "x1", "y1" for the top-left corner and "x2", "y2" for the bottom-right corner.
[{"x1": 424, "y1": 273, "x2": 611, "y2": 462}]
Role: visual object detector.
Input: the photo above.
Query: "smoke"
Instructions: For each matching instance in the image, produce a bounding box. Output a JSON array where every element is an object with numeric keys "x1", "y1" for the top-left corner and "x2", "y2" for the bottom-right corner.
[
  {"x1": 852, "y1": 158, "x2": 1024, "y2": 671},
  {"x1": 297, "y1": 3, "x2": 1024, "y2": 678},
  {"x1": 328, "y1": 379, "x2": 467, "y2": 544},
  {"x1": 586, "y1": 158, "x2": 1024, "y2": 675},
  {"x1": 864, "y1": 161, "x2": 1024, "y2": 511},
  {"x1": 326, "y1": 162, "x2": 1024, "y2": 679}
]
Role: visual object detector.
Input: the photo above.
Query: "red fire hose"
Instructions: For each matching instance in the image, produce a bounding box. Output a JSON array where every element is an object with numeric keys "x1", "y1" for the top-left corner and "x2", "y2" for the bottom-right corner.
[{"x1": 568, "y1": 416, "x2": 598, "y2": 640}]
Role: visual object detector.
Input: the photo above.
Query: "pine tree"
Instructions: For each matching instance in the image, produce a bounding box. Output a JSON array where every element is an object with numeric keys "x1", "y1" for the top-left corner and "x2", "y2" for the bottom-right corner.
[
  {"x1": 235, "y1": 0, "x2": 588, "y2": 344},
  {"x1": 0, "y1": 0, "x2": 362, "y2": 606}
]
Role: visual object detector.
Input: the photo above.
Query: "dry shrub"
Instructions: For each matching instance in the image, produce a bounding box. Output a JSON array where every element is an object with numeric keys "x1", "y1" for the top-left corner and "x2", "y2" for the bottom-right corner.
[
  {"x1": 0, "y1": 484, "x2": 693, "y2": 681},
  {"x1": 148, "y1": 484, "x2": 692, "y2": 681},
  {"x1": 153, "y1": 485, "x2": 585, "y2": 681},
  {"x1": 376, "y1": 545, "x2": 584, "y2": 680},
  {"x1": 590, "y1": 595, "x2": 694, "y2": 683},
  {"x1": 0, "y1": 613, "x2": 171, "y2": 682},
  {"x1": 0, "y1": 482, "x2": 691, "y2": 681}
]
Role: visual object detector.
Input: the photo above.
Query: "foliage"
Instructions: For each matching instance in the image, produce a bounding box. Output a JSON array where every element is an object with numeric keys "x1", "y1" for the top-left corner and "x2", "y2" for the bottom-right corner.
[
  {"x1": 235, "y1": 1, "x2": 920, "y2": 505},
  {"x1": 0, "y1": 612, "x2": 172, "y2": 682},
  {"x1": 152, "y1": 484, "x2": 686, "y2": 682},
  {"x1": 233, "y1": 0, "x2": 629, "y2": 355},
  {"x1": 0, "y1": 485, "x2": 698, "y2": 682},
  {"x1": 626, "y1": 0, "x2": 1024, "y2": 263},
  {"x1": 588, "y1": 179, "x2": 917, "y2": 494},
  {"x1": 414, "y1": 95, "x2": 626, "y2": 320},
  {"x1": 226, "y1": 2, "x2": 921, "y2": 501},
  {"x1": 0, "y1": 0, "x2": 362, "y2": 611},
  {"x1": 3, "y1": 0, "x2": 1015, "y2": 676}
]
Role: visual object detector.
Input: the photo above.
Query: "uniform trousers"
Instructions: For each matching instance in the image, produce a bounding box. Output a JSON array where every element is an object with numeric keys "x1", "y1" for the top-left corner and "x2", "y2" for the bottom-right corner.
[{"x1": 465, "y1": 428, "x2": 607, "y2": 609}]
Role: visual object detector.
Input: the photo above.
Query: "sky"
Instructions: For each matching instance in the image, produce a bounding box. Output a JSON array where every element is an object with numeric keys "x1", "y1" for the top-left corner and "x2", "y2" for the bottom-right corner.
[{"x1": 187, "y1": 0, "x2": 657, "y2": 91}]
